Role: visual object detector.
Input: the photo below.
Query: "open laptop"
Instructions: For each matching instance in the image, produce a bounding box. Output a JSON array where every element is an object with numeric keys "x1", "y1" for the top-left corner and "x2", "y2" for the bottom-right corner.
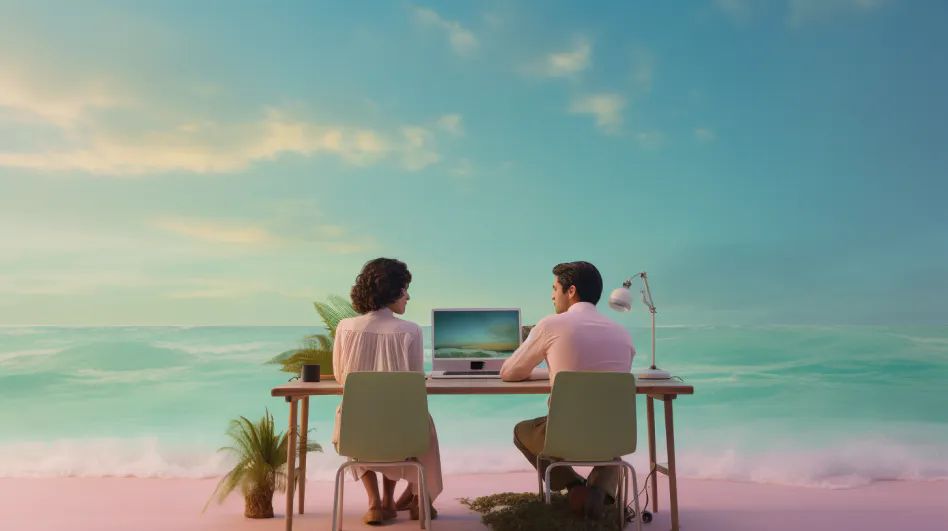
[{"x1": 429, "y1": 308, "x2": 529, "y2": 379}]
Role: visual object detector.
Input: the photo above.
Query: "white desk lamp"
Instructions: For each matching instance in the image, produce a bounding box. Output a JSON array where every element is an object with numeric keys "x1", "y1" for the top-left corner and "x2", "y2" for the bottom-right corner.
[{"x1": 609, "y1": 271, "x2": 671, "y2": 380}]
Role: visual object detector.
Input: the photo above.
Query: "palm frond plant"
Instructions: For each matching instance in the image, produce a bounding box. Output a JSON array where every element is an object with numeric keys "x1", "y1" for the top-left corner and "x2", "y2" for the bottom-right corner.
[
  {"x1": 268, "y1": 295, "x2": 359, "y2": 378},
  {"x1": 314, "y1": 294, "x2": 360, "y2": 339},
  {"x1": 203, "y1": 409, "x2": 322, "y2": 518}
]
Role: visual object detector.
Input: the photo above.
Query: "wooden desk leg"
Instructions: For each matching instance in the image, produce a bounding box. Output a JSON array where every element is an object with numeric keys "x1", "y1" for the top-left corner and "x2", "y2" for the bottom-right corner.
[
  {"x1": 299, "y1": 397, "x2": 309, "y2": 514},
  {"x1": 285, "y1": 398, "x2": 298, "y2": 531},
  {"x1": 647, "y1": 396, "x2": 658, "y2": 514},
  {"x1": 664, "y1": 397, "x2": 679, "y2": 531}
]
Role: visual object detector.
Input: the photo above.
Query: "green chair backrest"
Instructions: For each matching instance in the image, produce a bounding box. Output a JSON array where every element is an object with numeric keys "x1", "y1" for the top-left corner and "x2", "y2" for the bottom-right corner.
[
  {"x1": 337, "y1": 371, "x2": 431, "y2": 462},
  {"x1": 542, "y1": 371, "x2": 637, "y2": 461}
]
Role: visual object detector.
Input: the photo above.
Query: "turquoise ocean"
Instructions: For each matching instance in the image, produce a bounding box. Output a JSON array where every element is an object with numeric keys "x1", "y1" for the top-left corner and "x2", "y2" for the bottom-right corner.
[{"x1": 2, "y1": 324, "x2": 947, "y2": 489}]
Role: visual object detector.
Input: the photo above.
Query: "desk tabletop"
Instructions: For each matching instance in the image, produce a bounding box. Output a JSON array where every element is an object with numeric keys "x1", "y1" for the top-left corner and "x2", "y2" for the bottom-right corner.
[{"x1": 271, "y1": 375, "x2": 694, "y2": 397}]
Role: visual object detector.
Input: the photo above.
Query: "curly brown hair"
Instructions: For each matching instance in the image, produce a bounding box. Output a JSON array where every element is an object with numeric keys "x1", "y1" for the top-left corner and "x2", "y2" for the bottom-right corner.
[{"x1": 349, "y1": 258, "x2": 413, "y2": 314}]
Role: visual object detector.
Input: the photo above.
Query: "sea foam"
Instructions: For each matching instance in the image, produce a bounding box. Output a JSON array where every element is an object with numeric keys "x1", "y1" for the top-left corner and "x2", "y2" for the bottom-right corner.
[{"x1": 1, "y1": 438, "x2": 945, "y2": 490}]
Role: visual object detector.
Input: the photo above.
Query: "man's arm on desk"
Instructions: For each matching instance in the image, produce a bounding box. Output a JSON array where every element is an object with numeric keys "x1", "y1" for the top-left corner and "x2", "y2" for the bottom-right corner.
[{"x1": 500, "y1": 321, "x2": 549, "y2": 381}]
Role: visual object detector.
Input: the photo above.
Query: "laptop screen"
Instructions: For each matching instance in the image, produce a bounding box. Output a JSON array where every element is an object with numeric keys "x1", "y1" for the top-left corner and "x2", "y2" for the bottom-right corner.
[{"x1": 431, "y1": 308, "x2": 522, "y2": 360}]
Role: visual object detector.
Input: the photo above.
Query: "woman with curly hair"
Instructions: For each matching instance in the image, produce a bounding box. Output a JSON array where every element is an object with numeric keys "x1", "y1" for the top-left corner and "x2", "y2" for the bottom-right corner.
[{"x1": 331, "y1": 258, "x2": 442, "y2": 525}]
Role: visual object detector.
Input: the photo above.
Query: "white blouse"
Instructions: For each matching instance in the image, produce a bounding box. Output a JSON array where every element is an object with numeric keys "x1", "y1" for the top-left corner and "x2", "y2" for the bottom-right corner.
[
  {"x1": 332, "y1": 308, "x2": 425, "y2": 380},
  {"x1": 330, "y1": 308, "x2": 443, "y2": 500}
]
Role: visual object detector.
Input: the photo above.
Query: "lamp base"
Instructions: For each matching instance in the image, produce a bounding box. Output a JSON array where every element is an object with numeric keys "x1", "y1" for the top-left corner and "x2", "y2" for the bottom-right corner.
[{"x1": 637, "y1": 368, "x2": 672, "y2": 380}]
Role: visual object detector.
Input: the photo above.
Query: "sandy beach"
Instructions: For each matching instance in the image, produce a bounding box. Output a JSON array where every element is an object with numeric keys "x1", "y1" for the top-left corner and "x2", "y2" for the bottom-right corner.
[{"x1": 2, "y1": 472, "x2": 945, "y2": 531}]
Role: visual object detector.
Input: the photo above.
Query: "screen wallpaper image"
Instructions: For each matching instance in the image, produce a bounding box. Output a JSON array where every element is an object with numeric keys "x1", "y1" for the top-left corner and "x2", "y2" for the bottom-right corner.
[{"x1": 432, "y1": 310, "x2": 521, "y2": 359}]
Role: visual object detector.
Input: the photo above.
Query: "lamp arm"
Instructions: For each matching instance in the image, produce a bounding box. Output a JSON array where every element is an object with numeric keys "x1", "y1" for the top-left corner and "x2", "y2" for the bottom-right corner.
[
  {"x1": 626, "y1": 272, "x2": 658, "y2": 370},
  {"x1": 624, "y1": 272, "x2": 656, "y2": 313}
]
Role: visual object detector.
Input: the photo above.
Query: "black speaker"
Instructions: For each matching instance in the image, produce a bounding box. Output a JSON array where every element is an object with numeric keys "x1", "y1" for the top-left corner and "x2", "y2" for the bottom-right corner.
[{"x1": 302, "y1": 364, "x2": 321, "y2": 382}]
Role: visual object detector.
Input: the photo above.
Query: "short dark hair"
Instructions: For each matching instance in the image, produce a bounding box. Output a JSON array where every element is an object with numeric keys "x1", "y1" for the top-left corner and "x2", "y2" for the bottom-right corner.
[
  {"x1": 349, "y1": 258, "x2": 412, "y2": 314},
  {"x1": 552, "y1": 261, "x2": 603, "y2": 305}
]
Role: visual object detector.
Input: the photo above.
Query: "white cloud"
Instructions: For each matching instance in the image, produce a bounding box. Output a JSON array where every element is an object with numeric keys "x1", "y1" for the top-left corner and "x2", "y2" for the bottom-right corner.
[
  {"x1": 569, "y1": 93, "x2": 626, "y2": 133},
  {"x1": 0, "y1": 69, "x2": 127, "y2": 127},
  {"x1": 412, "y1": 6, "x2": 478, "y2": 55},
  {"x1": 695, "y1": 128, "x2": 716, "y2": 142},
  {"x1": 634, "y1": 131, "x2": 666, "y2": 150},
  {"x1": 530, "y1": 38, "x2": 592, "y2": 78},
  {"x1": 0, "y1": 100, "x2": 454, "y2": 176},
  {"x1": 151, "y1": 216, "x2": 376, "y2": 253},
  {"x1": 0, "y1": 66, "x2": 459, "y2": 176},
  {"x1": 151, "y1": 219, "x2": 278, "y2": 246},
  {"x1": 401, "y1": 126, "x2": 441, "y2": 171},
  {"x1": 436, "y1": 113, "x2": 464, "y2": 135},
  {"x1": 0, "y1": 109, "x2": 395, "y2": 176}
]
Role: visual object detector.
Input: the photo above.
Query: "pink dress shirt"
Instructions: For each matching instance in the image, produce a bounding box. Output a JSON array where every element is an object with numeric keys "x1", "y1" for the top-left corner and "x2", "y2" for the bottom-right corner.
[{"x1": 500, "y1": 302, "x2": 635, "y2": 383}]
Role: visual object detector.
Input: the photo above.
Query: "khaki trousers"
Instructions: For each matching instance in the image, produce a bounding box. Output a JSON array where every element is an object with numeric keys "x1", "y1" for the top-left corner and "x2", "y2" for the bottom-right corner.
[{"x1": 513, "y1": 416, "x2": 619, "y2": 499}]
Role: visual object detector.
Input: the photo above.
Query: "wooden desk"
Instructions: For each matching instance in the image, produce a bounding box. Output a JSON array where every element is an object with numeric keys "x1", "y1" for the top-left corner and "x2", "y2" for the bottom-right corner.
[{"x1": 271, "y1": 377, "x2": 694, "y2": 531}]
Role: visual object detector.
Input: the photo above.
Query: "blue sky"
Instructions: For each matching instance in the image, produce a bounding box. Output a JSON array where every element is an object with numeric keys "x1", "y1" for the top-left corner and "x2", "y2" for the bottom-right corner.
[{"x1": 1, "y1": 0, "x2": 945, "y2": 326}]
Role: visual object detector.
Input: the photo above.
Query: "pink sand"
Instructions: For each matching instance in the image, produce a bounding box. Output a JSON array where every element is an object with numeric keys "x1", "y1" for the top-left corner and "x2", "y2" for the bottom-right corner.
[{"x1": 2, "y1": 473, "x2": 945, "y2": 530}]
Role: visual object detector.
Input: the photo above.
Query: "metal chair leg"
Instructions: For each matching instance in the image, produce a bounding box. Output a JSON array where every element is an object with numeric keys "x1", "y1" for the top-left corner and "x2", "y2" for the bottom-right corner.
[
  {"x1": 331, "y1": 463, "x2": 349, "y2": 531},
  {"x1": 620, "y1": 462, "x2": 642, "y2": 531},
  {"x1": 417, "y1": 463, "x2": 424, "y2": 529},
  {"x1": 543, "y1": 463, "x2": 557, "y2": 504},
  {"x1": 416, "y1": 461, "x2": 431, "y2": 530},
  {"x1": 536, "y1": 456, "x2": 544, "y2": 499}
]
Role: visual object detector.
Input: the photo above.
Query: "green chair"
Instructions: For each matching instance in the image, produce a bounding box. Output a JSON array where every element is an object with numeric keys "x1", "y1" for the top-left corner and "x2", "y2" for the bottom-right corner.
[
  {"x1": 332, "y1": 371, "x2": 433, "y2": 530},
  {"x1": 538, "y1": 370, "x2": 642, "y2": 531}
]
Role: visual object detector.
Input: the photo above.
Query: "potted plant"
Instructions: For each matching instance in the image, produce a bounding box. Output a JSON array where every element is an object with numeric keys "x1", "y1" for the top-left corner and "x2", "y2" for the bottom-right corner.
[
  {"x1": 268, "y1": 295, "x2": 359, "y2": 380},
  {"x1": 203, "y1": 409, "x2": 322, "y2": 518}
]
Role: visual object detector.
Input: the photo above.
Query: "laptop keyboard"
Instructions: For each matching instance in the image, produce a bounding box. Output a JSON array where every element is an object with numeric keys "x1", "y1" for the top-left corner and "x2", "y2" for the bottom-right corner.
[{"x1": 442, "y1": 370, "x2": 500, "y2": 376}]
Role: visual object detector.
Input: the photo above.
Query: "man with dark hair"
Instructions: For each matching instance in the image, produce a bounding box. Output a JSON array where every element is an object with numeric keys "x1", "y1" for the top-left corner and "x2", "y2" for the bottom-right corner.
[
  {"x1": 551, "y1": 261, "x2": 604, "y2": 307},
  {"x1": 500, "y1": 261, "x2": 636, "y2": 520}
]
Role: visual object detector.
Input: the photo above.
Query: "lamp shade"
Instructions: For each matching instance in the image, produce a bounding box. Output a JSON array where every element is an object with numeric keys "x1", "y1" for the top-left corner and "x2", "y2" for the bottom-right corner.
[{"x1": 608, "y1": 287, "x2": 632, "y2": 312}]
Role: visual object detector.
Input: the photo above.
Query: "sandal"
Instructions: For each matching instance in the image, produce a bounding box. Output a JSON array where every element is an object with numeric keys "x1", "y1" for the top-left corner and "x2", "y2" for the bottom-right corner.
[
  {"x1": 362, "y1": 508, "x2": 385, "y2": 526},
  {"x1": 408, "y1": 496, "x2": 438, "y2": 521}
]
